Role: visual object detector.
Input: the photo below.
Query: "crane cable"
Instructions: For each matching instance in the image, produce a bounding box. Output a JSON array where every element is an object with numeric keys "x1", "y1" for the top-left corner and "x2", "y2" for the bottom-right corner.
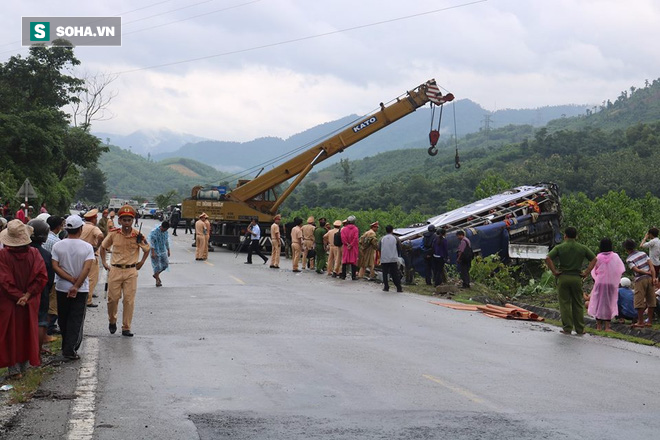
[{"x1": 453, "y1": 101, "x2": 461, "y2": 169}]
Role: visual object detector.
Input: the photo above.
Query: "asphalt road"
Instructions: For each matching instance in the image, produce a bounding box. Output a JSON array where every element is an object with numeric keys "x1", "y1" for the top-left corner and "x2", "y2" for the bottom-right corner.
[{"x1": 4, "y1": 218, "x2": 660, "y2": 439}]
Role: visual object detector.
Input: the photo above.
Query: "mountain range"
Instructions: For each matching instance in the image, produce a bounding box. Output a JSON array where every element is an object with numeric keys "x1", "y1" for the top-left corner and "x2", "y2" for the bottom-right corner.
[{"x1": 96, "y1": 99, "x2": 590, "y2": 174}]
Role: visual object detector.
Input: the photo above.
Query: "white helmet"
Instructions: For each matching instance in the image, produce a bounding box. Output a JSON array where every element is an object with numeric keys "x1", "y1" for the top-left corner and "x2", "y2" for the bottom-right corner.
[{"x1": 620, "y1": 277, "x2": 631, "y2": 287}]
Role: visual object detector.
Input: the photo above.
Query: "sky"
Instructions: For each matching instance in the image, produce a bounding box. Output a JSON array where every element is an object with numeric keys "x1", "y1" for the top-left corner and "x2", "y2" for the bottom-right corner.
[{"x1": 2, "y1": 0, "x2": 659, "y2": 142}]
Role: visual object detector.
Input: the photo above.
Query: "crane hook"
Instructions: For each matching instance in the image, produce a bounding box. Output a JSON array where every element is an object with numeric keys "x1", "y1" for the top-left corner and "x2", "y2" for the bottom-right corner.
[
  {"x1": 428, "y1": 146, "x2": 438, "y2": 156},
  {"x1": 454, "y1": 150, "x2": 461, "y2": 169}
]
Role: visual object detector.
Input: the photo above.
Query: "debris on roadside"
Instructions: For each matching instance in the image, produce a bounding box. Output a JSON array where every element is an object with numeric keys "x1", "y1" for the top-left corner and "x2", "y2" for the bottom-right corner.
[{"x1": 429, "y1": 302, "x2": 544, "y2": 321}]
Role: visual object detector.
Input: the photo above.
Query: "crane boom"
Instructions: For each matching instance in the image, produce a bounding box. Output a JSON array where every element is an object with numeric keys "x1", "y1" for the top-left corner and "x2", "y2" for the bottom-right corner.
[{"x1": 226, "y1": 79, "x2": 453, "y2": 212}]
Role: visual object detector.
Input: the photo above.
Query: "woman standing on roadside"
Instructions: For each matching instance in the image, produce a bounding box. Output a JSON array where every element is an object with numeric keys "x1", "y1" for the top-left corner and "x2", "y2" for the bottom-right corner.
[{"x1": 587, "y1": 238, "x2": 625, "y2": 331}]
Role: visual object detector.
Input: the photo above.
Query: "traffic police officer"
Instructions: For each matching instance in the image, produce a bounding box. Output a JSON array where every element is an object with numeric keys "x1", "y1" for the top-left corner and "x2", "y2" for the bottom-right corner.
[{"x1": 99, "y1": 205, "x2": 150, "y2": 337}]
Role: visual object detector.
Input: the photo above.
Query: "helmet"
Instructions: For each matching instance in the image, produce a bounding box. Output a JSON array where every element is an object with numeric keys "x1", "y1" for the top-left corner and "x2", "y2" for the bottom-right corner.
[
  {"x1": 27, "y1": 219, "x2": 50, "y2": 243},
  {"x1": 620, "y1": 277, "x2": 631, "y2": 287},
  {"x1": 347, "y1": 215, "x2": 356, "y2": 223}
]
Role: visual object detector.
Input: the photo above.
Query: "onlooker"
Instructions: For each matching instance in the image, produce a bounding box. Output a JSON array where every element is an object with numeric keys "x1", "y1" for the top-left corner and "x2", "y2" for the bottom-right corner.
[
  {"x1": 357, "y1": 221, "x2": 379, "y2": 279},
  {"x1": 81, "y1": 209, "x2": 104, "y2": 308},
  {"x1": 269, "y1": 214, "x2": 281, "y2": 269},
  {"x1": 545, "y1": 227, "x2": 597, "y2": 335},
  {"x1": 291, "y1": 217, "x2": 303, "y2": 272},
  {"x1": 28, "y1": 219, "x2": 56, "y2": 356},
  {"x1": 456, "y1": 230, "x2": 473, "y2": 289},
  {"x1": 284, "y1": 218, "x2": 295, "y2": 259},
  {"x1": 170, "y1": 207, "x2": 181, "y2": 236},
  {"x1": 325, "y1": 220, "x2": 343, "y2": 277},
  {"x1": 44, "y1": 216, "x2": 63, "y2": 335},
  {"x1": 51, "y1": 215, "x2": 95, "y2": 360},
  {"x1": 433, "y1": 228, "x2": 449, "y2": 286},
  {"x1": 2, "y1": 201, "x2": 11, "y2": 219},
  {"x1": 39, "y1": 202, "x2": 48, "y2": 214},
  {"x1": 421, "y1": 225, "x2": 437, "y2": 285},
  {"x1": 149, "y1": 221, "x2": 170, "y2": 287},
  {"x1": 623, "y1": 238, "x2": 656, "y2": 328},
  {"x1": 100, "y1": 205, "x2": 150, "y2": 337},
  {"x1": 184, "y1": 217, "x2": 193, "y2": 235},
  {"x1": 340, "y1": 215, "x2": 359, "y2": 280},
  {"x1": 586, "y1": 238, "x2": 625, "y2": 331},
  {"x1": 640, "y1": 227, "x2": 660, "y2": 281},
  {"x1": 195, "y1": 213, "x2": 210, "y2": 261},
  {"x1": 379, "y1": 225, "x2": 403, "y2": 292},
  {"x1": 301, "y1": 217, "x2": 316, "y2": 270},
  {"x1": 245, "y1": 218, "x2": 268, "y2": 265},
  {"x1": 616, "y1": 277, "x2": 637, "y2": 323},
  {"x1": 107, "y1": 210, "x2": 116, "y2": 230},
  {"x1": 16, "y1": 203, "x2": 27, "y2": 224},
  {"x1": 98, "y1": 210, "x2": 110, "y2": 237},
  {"x1": 0, "y1": 220, "x2": 48, "y2": 378},
  {"x1": 314, "y1": 218, "x2": 328, "y2": 274}
]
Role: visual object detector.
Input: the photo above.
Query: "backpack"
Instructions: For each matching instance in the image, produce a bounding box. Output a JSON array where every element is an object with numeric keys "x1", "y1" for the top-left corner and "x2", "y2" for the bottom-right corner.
[
  {"x1": 333, "y1": 229, "x2": 343, "y2": 246},
  {"x1": 460, "y1": 240, "x2": 474, "y2": 263},
  {"x1": 421, "y1": 233, "x2": 435, "y2": 257}
]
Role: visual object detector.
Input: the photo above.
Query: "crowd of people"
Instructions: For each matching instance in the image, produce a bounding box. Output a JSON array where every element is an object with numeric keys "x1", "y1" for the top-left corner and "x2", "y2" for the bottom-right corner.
[
  {"x1": 3, "y1": 198, "x2": 660, "y2": 381},
  {"x1": 1, "y1": 203, "x2": 163, "y2": 380}
]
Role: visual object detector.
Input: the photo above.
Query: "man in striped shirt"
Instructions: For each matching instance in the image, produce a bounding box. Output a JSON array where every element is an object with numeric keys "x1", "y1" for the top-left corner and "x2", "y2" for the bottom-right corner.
[{"x1": 623, "y1": 239, "x2": 656, "y2": 328}]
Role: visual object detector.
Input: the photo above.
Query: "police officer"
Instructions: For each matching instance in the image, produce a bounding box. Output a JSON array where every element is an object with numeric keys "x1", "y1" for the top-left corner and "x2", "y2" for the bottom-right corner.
[
  {"x1": 99, "y1": 205, "x2": 150, "y2": 337},
  {"x1": 81, "y1": 209, "x2": 103, "y2": 308}
]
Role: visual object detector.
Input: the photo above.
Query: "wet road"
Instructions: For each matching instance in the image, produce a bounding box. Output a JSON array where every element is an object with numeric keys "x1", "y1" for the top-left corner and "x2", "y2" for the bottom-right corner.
[{"x1": 6, "y1": 218, "x2": 660, "y2": 439}]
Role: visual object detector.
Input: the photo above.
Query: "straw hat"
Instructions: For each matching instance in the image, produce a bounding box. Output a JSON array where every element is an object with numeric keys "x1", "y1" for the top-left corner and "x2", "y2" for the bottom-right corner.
[{"x1": 0, "y1": 219, "x2": 33, "y2": 247}]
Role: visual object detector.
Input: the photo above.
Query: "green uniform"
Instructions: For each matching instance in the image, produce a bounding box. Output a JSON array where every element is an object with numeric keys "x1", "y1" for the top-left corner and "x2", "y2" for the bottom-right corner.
[
  {"x1": 314, "y1": 226, "x2": 327, "y2": 274},
  {"x1": 547, "y1": 239, "x2": 596, "y2": 333}
]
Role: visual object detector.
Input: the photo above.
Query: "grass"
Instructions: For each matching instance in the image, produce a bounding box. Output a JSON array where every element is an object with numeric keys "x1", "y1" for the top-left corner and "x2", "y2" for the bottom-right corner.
[
  {"x1": 1, "y1": 335, "x2": 62, "y2": 405},
  {"x1": 404, "y1": 273, "x2": 660, "y2": 346}
]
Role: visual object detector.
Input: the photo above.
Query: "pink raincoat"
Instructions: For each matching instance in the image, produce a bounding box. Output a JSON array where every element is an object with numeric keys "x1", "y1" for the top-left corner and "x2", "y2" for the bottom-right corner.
[
  {"x1": 341, "y1": 224, "x2": 359, "y2": 265},
  {"x1": 588, "y1": 251, "x2": 625, "y2": 320}
]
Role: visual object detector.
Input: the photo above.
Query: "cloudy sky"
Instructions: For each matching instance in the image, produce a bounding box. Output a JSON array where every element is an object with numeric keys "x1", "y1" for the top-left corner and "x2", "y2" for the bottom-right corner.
[{"x1": 3, "y1": 0, "x2": 659, "y2": 142}]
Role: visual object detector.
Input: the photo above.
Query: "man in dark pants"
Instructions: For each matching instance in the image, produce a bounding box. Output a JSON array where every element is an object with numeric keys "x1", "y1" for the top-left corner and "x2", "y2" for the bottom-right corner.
[
  {"x1": 379, "y1": 225, "x2": 403, "y2": 292},
  {"x1": 456, "y1": 230, "x2": 472, "y2": 288},
  {"x1": 170, "y1": 207, "x2": 181, "y2": 236},
  {"x1": 545, "y1": 227, "x2": 597, "y2": 335},
  {"x1": 245, "y1": 218, "x2": 268, "y2": 264},
  {"x1": 51, "y1": 215, "x2": 95, "y2": 360}
]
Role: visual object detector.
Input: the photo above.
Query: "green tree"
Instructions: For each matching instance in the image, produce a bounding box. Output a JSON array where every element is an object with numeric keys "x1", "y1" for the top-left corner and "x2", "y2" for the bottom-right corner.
[
  {"x1": 473, "y1": 174, "x2": 513, "y2": 200},
  {"x1": 76, "y1": 166, "x2": 107, "y2": 204},
  {"x1": 154, "y1": 190, "x2": 179, "y2": 209}
]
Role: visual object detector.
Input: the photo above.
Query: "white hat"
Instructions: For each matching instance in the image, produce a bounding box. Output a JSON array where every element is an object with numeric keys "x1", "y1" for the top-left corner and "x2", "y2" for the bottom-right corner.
[
  {"x1": 65, "y1": 215, "x2": 84, "y2": 229},
  {"x1": 620, "y1": 277, "x2": 631, "y2": 287},
  {"x1": 36, "y1": 213, "x2": 51, "y2": 221}
]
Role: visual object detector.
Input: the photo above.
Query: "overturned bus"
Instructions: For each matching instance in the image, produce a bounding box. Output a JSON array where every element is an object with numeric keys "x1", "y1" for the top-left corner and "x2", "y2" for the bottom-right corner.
[{"x1": 394, "y1": 183, "x2": 562, "y2": 279}]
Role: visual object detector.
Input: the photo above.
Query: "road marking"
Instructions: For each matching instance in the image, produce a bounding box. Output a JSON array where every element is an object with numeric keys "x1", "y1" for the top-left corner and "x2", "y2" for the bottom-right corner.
[
  {"x1": 67, "y1": 337, "x2": 99, "y2": 440},
  {"x1": 423, "y1": 374, "x2": 501, "y2": 411},
  {"x1": 230, "y1": 276, "x2": 245, "y2": 285}
]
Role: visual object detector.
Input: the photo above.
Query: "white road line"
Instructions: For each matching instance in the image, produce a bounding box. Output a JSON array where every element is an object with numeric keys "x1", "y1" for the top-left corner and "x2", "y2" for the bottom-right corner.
[{"x1": 67, "y1": 337, "x2": 99, "y2": 440}]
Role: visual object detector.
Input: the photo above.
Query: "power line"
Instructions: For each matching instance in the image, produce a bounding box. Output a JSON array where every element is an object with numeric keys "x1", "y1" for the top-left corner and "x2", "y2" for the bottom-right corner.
[{"x1": 115, "y1": 0, "x2": 488, "y2": 74}]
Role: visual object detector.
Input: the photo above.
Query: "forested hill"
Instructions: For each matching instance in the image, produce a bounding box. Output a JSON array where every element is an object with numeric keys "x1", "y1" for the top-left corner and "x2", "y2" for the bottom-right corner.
[
  {"x1": 98, "y1": 146, "x2": 228, "y2": 199},
  {"x1": 285, "y1": 78, "x2": 660, "y2": 215}
]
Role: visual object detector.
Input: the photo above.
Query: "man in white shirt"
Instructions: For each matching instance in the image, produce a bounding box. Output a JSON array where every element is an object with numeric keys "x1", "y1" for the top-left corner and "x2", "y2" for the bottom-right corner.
[
  {"x1": 245, "y1": 217, "x2": 268, "y2": 265},
  {"x1": 640, "y1": 227, "x2": 660, "y2": 281},
  {"x1": 51, "y1": 215, "x2": 95, "y2": 360}
]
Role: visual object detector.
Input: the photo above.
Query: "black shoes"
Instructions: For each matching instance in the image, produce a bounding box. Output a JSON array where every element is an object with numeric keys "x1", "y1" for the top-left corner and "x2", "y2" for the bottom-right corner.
[
  {"x1": 87, "y1": 303, "x2": 98, "y2": 308},
  {"x1": 292, "y1": 269, "x2": 301, "y2": 273},
  {"x1": 397, "y1": 288, "x2": 403, "y2": 293},
  {"x1": 245, "y1": 261, "x2": 252, "y2": 264},
  {"x1": 122, "y1": 330, "x2": 134, "y2": 337},
  {"x1": 263, "y1": 259, "x2": 268, "y2": 265},
  {"x1": 109, "y1": 323, "x2": 117, "y2": 334}
]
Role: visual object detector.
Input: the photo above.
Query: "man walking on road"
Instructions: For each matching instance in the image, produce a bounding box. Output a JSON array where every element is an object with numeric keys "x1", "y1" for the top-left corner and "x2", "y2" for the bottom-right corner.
[
  {"x1": 380, "y1": 225, "x2": 403, "y2": 292},
  {"x1": 246, "y1": 217, "x2": 268, "y2": 265},
  {"x1": 545, "y1": 227, "x2": 597, "y2": 335},
  {"x1": 269, "y1": 214, "x2": 281, "y2": 269},
  {"x1": 149, "y1": 221, "x2": 170, "y2": 287},
  {"x1": 51, "y1": 215, "x2": 95, "y2": 360},
  {"x1": 100, "y1": 205, "x2": 150, "y2": 337}
]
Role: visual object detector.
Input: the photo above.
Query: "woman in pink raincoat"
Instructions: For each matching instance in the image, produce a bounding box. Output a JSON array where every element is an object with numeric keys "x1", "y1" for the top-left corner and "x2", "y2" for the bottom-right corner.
[
  {"x1": 587, "y1": 238, "x2": 625, "y2": 331},
  {"x1": 340, "y1": 215, "x2": 359, "y2": 280}
]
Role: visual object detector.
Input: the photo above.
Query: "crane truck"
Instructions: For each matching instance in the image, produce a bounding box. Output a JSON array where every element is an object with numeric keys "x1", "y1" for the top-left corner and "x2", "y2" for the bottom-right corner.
[{"x1": 182, "y1": 79, "x2": 454, "y2": 249}]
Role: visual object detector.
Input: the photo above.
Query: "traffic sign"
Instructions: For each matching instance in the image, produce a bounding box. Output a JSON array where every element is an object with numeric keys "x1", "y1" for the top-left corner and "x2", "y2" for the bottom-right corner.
[{"x1": 16, "y1": 178, "x2": 38, "y2": 200}]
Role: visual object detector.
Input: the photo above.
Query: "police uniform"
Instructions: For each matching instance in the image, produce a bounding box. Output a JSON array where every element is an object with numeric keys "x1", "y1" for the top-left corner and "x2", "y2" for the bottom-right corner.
[
  {"x1": 100, "y1": 205, "x2": 150, "y2": 335},
  {"x1": 301, "y1": 217, "x2": 315, "y2": 270},
  {"x1": 81, "y1": 209, "x2": 104, "y2": 306},
  {"x1": 270, "y1": 215, "x2": 281, "y2": 268}
]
